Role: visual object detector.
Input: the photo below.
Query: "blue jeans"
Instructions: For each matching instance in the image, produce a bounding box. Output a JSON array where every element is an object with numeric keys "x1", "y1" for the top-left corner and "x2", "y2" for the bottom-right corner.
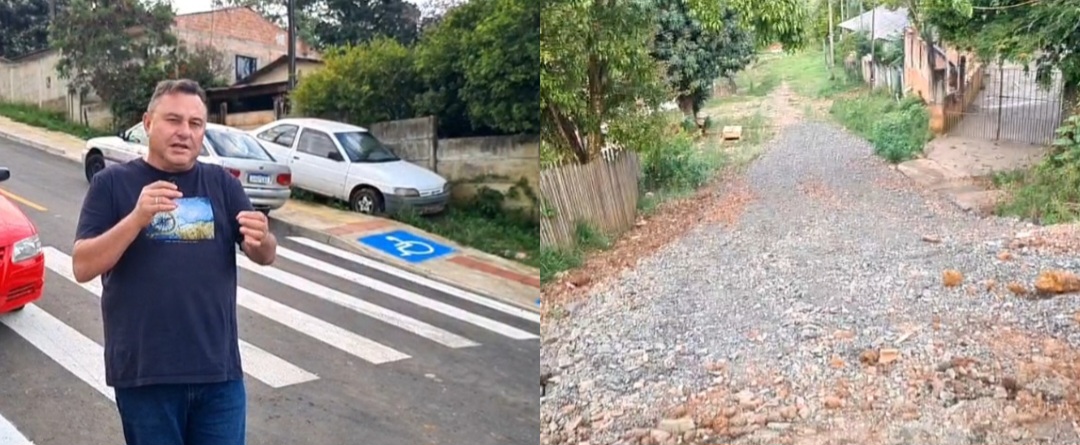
[{"x1": 113, "y1": 380, "x2": 246, "y2": 445}]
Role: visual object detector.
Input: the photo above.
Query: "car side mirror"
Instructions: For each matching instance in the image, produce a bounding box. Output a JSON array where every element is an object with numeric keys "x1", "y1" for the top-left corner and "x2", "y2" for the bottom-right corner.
[
  {"x1": 0, "y1": 168, "x2": 10, "y2": 183},
  {"x1": 327, "y1": 151, "x2": 344, "y2": 162}
]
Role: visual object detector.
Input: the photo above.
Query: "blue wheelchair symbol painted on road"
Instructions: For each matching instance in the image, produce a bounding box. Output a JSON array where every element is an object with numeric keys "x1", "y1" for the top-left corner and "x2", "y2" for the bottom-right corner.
[{"x1": 358, "y1": 230, "x2": 456, "y2": 264}]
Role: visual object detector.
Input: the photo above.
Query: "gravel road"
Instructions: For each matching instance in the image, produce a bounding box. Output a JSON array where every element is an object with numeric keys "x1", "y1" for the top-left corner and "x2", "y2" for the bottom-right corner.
[{"x1": 540, "y1": 119, "x2": 1080, "y2": 445}]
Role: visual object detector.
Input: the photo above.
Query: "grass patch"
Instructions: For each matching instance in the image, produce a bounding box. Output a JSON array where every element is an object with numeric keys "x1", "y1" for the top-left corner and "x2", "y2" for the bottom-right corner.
[
  {"x1": 0, "y1": 102, "x2": 110, "y2": 140},
  {"x1": 536, "y1": 222, "x2": 611, "y2": 284},
  {"x1": 292, "y1": 185, "x2": 541, "y2": 269},
  {"x1": 395, "y1": 201, "x2": 541, "y2": 269},
  {"x1": 994, "y1": 163, "x2": 1080, "y2": 224},
  {"x1": 995, "y1": 114, "x2": 1080, "y2": 224},
  {"x1": 830, "y1": 91, "x2": 930, "y2": 163},
  {"x1": 991, "y1": 168, "x2": 1029, "y2": 188},
  {"x1": 728, "y1": 50, "x2": 861, "y2": 99}
]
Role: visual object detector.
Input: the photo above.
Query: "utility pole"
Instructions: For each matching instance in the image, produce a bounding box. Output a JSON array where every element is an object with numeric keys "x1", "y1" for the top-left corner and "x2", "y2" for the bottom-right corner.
[
  {"x1": 287, "y1": 0, "x2": 297, "y2": 92},
  {"x1": 827, "y1": 0, "x2": 835, "y2": 68},
  {"x1": 870, "y1": 4, "x2": 876, "y2": 87}
]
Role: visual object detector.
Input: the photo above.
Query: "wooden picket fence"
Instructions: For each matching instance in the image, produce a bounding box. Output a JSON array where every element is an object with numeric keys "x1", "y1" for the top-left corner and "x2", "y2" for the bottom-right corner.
[{"x1": 540, "y1": 150, "x2": 641, "y2": 249}]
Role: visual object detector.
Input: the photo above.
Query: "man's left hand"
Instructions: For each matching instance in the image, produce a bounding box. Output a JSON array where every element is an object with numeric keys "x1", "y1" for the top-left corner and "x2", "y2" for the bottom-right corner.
[{"x1": 237, "y1": 211, "x2": 269, "y2": 248}]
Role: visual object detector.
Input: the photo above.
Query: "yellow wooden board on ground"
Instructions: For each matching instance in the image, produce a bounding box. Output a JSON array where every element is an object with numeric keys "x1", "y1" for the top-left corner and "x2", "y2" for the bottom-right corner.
[{"x1": 721, "y1": 126, "x2": 742, "y2": 141}]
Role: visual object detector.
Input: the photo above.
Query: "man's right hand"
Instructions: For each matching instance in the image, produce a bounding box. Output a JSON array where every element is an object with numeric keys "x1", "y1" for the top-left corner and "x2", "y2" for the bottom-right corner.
[{"x1": 133, "y1": 180, "x2": 183, "y2": 225}]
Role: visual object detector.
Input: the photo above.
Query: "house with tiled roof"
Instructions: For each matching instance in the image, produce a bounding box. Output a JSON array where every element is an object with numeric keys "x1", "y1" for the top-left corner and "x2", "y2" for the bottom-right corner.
[
  {"x1": 0, "y1": 6, "x2": 323, "y2": 129},
  {"x1": 173, "y1": 6, "x2": 319, "y2": 85}
]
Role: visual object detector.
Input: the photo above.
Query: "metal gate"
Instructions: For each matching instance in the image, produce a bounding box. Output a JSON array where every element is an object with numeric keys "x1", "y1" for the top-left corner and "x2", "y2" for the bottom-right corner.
[{"x1": 944, "y1": 63, "x2": 1065, "y2": 146}]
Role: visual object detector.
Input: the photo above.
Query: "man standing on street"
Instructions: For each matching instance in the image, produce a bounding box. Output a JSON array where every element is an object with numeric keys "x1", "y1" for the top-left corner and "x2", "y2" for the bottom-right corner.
[{"x1": 71, "y1": 78, "x2": 278, "y2": 445}]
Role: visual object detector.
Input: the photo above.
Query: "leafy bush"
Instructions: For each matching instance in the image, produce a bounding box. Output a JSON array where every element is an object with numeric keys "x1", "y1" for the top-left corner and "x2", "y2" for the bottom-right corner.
[
  {"x1": 414, "y1": 0, "x2": 538, "y2": 137},
  {"x1": 997, "y1": 114, "x2": 1080, "y2": 224},
  {"x1": 639, "y1": 131, "x2": 713, "y2": 192},
  {"x1": 869, "y1": 96, "x2": 930, "y2": 162},
  {"x1": 831, "y1": 93, "x2": 929, "y2": 163},
  {"x1": 291, "y1": 37, "x2": 420, "y2": 126}
]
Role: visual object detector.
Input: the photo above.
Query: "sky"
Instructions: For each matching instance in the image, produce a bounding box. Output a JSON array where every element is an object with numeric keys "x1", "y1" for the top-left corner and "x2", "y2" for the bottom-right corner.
[{"x1": 170, "y1": 0, "x2": 440, "y2": 15}]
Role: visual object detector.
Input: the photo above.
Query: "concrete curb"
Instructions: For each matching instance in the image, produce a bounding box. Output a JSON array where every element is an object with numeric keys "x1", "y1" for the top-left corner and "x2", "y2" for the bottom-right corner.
[
  {"x1": 267, "y1": 214, "x2": 541, "y2": 315},
  {"x1": 0, "y1": 131, "x2": 84, "y2": 165}
]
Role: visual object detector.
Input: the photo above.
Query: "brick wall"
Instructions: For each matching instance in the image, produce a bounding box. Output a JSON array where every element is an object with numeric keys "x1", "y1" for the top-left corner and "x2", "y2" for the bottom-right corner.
[{"x1": 174, "y1": 7, "x2": 318, "y2": 84}]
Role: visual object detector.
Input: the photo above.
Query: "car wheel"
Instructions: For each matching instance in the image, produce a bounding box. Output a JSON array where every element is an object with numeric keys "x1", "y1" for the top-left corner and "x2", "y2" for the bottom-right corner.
[
  {"x1": 350, "y1": 187, "x2": 383, "y2": 215},
  {"x1": 84, "y1": 152, "x2": 106, "y2": 182}
]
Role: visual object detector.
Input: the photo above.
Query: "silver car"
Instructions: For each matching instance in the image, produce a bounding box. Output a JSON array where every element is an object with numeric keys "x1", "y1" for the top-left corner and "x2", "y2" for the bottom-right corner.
[{"x1": 82, "y1": 122, "x2": 293, "y2": 213}]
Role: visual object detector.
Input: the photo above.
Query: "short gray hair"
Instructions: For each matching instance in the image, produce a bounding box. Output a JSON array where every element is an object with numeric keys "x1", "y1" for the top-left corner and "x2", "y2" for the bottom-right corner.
[{"x1": 146, "y1": 79, "x2": 208, "y2": 113}]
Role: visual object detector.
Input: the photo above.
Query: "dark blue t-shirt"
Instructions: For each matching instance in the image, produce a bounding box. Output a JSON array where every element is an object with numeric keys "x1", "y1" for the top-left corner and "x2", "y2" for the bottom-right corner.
[{"x1": 74, "y1": 158, "x2": 253, "y2": 388}]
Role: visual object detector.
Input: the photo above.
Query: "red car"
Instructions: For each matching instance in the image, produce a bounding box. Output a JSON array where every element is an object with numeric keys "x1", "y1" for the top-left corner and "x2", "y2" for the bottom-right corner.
[{"x1": 0, "y1": 167, "x2": 45, "y2": 314}]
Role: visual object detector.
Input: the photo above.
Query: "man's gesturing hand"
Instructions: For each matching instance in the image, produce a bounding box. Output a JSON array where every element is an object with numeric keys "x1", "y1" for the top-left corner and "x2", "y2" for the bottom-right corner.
[
  {"x1": 237, "y1": 211, "x2": 269, "y2": 248},
  {"x1": 134, "y1": 181, "x2": 183, "y2": 225}
]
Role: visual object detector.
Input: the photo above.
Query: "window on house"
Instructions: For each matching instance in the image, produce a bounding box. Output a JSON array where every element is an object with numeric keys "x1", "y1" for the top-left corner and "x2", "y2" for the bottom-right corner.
[{"x1": 235, "y1": 55, "x2": 258, "y2": 82}]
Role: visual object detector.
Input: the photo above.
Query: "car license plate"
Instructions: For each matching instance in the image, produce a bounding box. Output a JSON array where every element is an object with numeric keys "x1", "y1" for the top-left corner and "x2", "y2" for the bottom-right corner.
[
  {"x1": 248, "y1": 173, "x2": 271, "y2": 185},
  {"x1": 421, "y1": 204, "x2": 444, "y2": 214}
]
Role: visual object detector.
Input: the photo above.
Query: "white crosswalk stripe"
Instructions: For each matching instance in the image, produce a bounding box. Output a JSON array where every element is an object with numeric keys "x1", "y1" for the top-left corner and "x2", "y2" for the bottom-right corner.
[
  {"x1": 273, "y1": 245, "x2": 538, "y2": 340},
  {"x1": 236, "y1": 254, "x2": 479, "y2": 349},
  {"x1": 237, "y1": 287, "x2": 410, "y2": 364},
  {"x1": 0, "y1": 412, "x2": 32, "y2": 445},
  {"x1": 0, "y1": 236, "x2": 536, "y2": 445},
  {"x1": 289, "y1": 237, "x2": 540, "y2": 324},
  {"x1": 0, "y1": 304, "x2": 111, "y2": 402},
  {"x1": 1, "y1": 237, "x2": 540, "y2": 445},
  {"x1": 42, "y1": 248, "x2": 319, "y2": 389}
]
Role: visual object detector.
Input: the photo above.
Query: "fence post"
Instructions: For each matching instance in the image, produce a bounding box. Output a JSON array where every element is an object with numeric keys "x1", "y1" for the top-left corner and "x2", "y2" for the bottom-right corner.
[{"x1": 995, "y1": 61, "x2": 1004, "y2": 141}]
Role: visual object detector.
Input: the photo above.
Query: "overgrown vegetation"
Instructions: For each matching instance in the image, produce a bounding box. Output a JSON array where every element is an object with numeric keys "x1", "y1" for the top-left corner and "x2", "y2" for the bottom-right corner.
[
  {"x1": 291, "y1": 178, "x2": 542, "y2": 268},
  {"x1": 50, "y1": 0, "x2": 229, "y2": 130},
  {"x1": 830, "y1": 92, "x2": 930, "y2": 163},
  {"x1": 293, "y1": 0, "x2": 538, "y2": 138},
  {"x1": 536, "y1": 222, "x2": 611, "y2": 285},
  {"x1": 395, "y1": 182, "x2": 539, "y2": 267},
  {"x1": 995, "y1": 114, "x2": 1080, "y2": 224},
  {"x1": 717, "y1": 50, "x2": 861, "y2": 100},
  {"x1": 0, "y1": 102, "x2": 110, "y2": 140}
]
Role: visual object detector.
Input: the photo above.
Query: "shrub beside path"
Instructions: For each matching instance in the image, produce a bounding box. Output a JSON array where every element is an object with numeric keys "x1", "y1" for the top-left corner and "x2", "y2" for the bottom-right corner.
[{"x1": 540, "y1": 85, "x2": 1080, "y2": 445}]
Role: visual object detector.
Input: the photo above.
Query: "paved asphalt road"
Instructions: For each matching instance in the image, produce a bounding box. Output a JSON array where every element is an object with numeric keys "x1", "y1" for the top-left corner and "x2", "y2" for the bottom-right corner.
[{"x1": 0, "y1": 138, "x2": 539, "y2": 445}]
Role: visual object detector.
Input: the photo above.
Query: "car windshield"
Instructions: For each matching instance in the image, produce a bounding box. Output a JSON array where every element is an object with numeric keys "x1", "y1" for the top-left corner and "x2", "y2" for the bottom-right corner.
[
  {"x1": 334, "y1": 131, "x2": 400, "y2": 163},
  {"x1": 206, "y1": 128, "x2": 275, "y2": 161}
]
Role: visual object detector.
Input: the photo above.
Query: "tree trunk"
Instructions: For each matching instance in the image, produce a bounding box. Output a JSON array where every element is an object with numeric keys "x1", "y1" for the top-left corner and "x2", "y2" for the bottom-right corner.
[
  {"x1": 1063, "y1": 81, "x2": 1080, "y2": 116},
  {"x1": 587, "y1": 49, "x2": 604, "y2": 162},
  {"x1": 543, "y1": 105, "x2": 588, "y2": 164},
  {"x1": 677, "y1": 94, "x2": 696, "y2": 118}
]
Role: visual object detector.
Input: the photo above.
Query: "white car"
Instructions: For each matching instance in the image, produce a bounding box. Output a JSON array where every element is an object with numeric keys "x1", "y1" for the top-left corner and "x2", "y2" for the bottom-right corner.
[
  {"x1": 81, "y1": 122, "x2": 293, "y2": 213},
  {"x1": 249, "y1": 118, "x2": 450, "y2": 215}
]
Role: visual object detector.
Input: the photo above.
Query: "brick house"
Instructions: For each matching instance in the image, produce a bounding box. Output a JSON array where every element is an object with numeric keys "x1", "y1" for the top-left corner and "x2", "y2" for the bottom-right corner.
[
  {"x1": 0, "y1": 6, "x2": 322, "y2": 129},
  {"x1": 902, "y1": 26, "x2": 982, "y2": 135},
  {"x1": 173, "y1": 6, "x2": 319, "y2": 85}
]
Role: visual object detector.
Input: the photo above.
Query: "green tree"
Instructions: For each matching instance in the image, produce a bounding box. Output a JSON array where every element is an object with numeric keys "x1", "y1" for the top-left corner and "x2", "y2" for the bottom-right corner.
[
  {"x1": 312, "y1": 0, "x2": 422, "y2": 47},
  {"x1": 51, "y1": 0, "x2": 232, "y2": 128},
  {"x1": 291, "y1": 37, "x2": 420, "y2": 125},
  {"x1": 50, "y1": 0, "x2": 179, "y2": 128},
  {"x1": 688, "y1": 0, "x2": 810, "y2": 49},
  {"x1": 542, "y1": 0, "x2": 810, "y2": 164},
  {"x1": 414, "y1": 0, "x2": 538, "y2": 137},
  {"x1": 651, "y1": 0, "x2": 755, "y2": 118},
  {"x1": 109, "y1": 51, "x2": 227, "y2": 127},
  {"x1": 0, "y1": 0, "x2": 64, "y2": 58},
  {"x1": 541, "y1": 0, "x2": 666, "y2": 164}
]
